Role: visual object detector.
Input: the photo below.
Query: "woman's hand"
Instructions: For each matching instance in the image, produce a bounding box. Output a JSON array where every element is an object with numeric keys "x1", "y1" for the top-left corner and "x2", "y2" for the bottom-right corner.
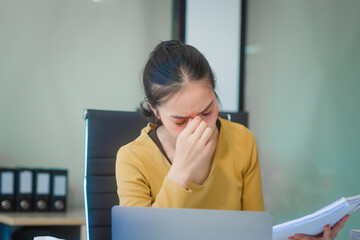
[
  {"x1": 167, "y1": 116, "x2": 217, "y2": 189},
  {"x1": 288, "y1": 215, "x2": 350, "y2": 240}
]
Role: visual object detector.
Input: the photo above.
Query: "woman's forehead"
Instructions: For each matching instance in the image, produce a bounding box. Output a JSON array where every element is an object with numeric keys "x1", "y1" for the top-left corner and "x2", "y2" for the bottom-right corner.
[{"x1": 160, "y1": 83, "x2": 216, "y2": 117}]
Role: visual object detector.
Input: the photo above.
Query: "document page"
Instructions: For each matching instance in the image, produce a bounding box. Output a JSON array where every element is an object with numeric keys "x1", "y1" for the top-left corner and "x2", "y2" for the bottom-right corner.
[{"x1": 273, "y1": 194, "x2": 360, "y2": 240}]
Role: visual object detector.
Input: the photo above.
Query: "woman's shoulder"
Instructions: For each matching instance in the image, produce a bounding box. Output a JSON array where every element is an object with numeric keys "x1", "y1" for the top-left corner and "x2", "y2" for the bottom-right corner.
[
  {"x1": 217, "y1": 117, "x2": 258, "y2": 176},
  {"x1": 218, "y1": 116, "x2": 255, "y2": 140},
  {"x1": 116, "y1": 123, "x2": 157, "y2": 164}
]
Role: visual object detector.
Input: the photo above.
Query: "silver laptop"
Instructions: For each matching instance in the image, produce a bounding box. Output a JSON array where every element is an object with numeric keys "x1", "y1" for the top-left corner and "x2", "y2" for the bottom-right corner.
[{"x1": 112, "y1": 206, "x2": 273, "y2": 240}]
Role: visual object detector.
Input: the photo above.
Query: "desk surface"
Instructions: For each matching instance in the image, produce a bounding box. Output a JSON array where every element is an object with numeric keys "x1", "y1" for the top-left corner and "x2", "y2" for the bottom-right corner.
[{"x1": 0, "y1": 209, "x2": 85, "y2": 226}]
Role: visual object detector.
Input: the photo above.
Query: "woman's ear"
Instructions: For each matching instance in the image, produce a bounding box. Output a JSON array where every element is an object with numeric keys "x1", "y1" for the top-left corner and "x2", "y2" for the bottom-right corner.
[{"x1": 147, "y1": 101, "x2": 160, "y2": 119}]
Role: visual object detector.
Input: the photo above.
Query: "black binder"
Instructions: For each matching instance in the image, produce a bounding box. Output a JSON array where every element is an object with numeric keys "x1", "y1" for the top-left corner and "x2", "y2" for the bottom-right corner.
[
  {"x1": 0, "y1": 168, "x2": 16, "y2": 212},
  {"x1": 33, "y1": 169, "x2": 51, "y2": 211},
  {"x1": 15, "y1": 168, "x2": 34, "y2": 212},
  {"x1": 50, "y1": 169, "x2": 68, "y2": 212}
]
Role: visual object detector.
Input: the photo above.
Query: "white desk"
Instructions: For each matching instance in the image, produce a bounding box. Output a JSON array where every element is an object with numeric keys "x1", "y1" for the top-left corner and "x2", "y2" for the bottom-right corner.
[{"x1": 0, "y1": 209, "x2": 86, "y2": 240}]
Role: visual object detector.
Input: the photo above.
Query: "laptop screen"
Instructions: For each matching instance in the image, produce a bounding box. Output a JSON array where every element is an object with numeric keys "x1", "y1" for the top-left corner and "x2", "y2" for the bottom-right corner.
[{"x1": 112, "y1": 206, "x2": 273, "y2": 240}]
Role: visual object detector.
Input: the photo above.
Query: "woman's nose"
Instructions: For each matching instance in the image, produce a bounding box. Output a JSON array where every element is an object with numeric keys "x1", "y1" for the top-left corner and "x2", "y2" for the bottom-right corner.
[{"x1": 188, "y1": 115, "x2": 202, "y2": 124}]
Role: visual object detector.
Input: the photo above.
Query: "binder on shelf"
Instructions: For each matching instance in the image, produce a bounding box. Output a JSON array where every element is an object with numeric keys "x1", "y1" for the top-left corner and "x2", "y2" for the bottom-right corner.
[
  {"x1": 33, "y1": 169, "x2": 51, "y2": 212},
  {"x1": 15, "y1": 168, "x2": 34, "y2": 212},
  {"x1": 50, "y1": 169, "x2": 68, "y2": 212},
  {"x1": 0, "y1": 168, "x2": 16, "y2": 212}
]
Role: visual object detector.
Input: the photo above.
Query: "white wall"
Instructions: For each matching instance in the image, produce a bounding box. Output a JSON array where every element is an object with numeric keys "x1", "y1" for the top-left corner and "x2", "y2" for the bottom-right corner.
[
  {"x1": 0, "y1": 0, "x2": 172, "y2": 209},
  {"x1": 246, "y1": 0, "x2": 360, "y2": 238}
]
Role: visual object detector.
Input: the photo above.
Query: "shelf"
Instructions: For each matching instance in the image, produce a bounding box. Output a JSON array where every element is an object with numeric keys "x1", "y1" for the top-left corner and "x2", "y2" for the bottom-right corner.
[{"x1": 0, "y1": 209, "x2": 85, "y2": 226}]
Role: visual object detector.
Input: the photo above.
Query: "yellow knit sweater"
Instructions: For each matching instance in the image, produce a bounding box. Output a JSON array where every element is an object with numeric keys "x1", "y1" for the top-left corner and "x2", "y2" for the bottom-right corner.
[{"x1": 116, "y1": 117, "x2": 264, "y2": 211}]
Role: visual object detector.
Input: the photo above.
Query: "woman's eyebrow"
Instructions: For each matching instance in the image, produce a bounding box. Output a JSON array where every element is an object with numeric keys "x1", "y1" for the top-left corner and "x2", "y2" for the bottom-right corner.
[
  {"x1": 200, "y1": 100, "x2": 213, "y2": 113},
  {"x1": 170, "y1": 100, "x2": 213, "y2": 119}
]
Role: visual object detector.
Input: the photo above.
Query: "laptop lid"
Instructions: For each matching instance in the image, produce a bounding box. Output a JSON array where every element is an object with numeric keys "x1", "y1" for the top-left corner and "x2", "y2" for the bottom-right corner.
[{"x1": 112, "y1": 206, "x2": 273, "y2": 240}]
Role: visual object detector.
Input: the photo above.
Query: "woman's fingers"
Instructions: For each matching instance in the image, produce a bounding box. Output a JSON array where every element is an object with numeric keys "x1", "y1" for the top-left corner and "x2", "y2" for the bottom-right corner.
[
  {"x1": 182, "y1": 117, "x2": 211, "y2": 142},
  {"x1": 322, "y1": 224, "x2": 332, "y2": 239},
  {"x1": 192, "y1": 120, "x2": 208, "y2": 139},
  {"x1": 293, "y1": 234, "x2": 314, "y2": 239},
  {"x1": 289, "y1": 215, "x2": 350, "y2": 240},
  {"x1": 182, "y1": 116, "x2": 201, "y2": 135},
  {"x1": 331, "y1": 214, "x2": 350, "y2": 238},
  {"x1": 200, "y1": 127, "x2": 213, "y2": 146}
]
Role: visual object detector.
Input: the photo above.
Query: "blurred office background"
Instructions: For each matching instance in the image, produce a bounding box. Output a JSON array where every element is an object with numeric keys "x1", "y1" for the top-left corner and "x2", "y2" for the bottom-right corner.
[
  {"x1": 0, "y1": 0, "x2": 359, "y2": 239},
  {"x1": 245, "y1": 1, "x2": 360, "y2": 239}
]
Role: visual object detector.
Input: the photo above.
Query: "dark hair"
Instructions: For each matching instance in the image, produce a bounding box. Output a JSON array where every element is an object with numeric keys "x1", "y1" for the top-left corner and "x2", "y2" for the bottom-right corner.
[{"x1": 140, "y1": 40, "x2": 216, "y2": 124}]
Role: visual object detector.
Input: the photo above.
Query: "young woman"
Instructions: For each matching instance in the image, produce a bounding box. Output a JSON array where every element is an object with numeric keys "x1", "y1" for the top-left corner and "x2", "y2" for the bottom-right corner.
[{"x1": 115, "y1": 40, "x2": 348, "y2": 239}]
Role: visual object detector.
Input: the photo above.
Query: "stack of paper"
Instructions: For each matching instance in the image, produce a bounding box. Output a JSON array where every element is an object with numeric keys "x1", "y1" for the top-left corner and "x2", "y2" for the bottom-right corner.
[
  {"x1": 350, "y1": 229, "x2": 360, "y2": 240},
  {"x1": 272, "y1": 194, "x2": 360, "y2": 240}
]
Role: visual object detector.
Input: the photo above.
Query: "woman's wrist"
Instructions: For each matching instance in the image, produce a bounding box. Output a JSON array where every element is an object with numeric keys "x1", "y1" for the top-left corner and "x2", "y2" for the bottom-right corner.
[{"x1": 167, "y1": 166, "x2": 190, "y2": 189}]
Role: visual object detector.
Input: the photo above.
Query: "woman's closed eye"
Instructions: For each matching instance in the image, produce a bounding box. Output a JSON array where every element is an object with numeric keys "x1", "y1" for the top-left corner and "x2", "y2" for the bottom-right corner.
[
  {"x1": 201, "y1": 111, "x2": 211, "y2": 116},
  {"x1": 175, "y1": 112, "x2": 211, "y2": 125},
  {"x1": 175, "y1": 120, "x2": 187, "y2": 125}
]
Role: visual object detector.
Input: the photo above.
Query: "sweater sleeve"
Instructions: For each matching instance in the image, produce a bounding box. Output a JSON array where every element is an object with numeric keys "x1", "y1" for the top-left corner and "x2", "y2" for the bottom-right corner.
[
  {"x1": 241, "y1": 131, "x2": 265, "y2": 211},
  {"x1": 116, "y1": 147, "x2": 192, "y2": 208}
]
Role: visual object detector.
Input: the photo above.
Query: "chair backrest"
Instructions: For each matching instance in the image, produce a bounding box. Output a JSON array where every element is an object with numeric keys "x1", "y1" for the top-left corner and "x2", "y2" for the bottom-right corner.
[{"x1": 83, "y1": 109, "x2": 248, "y2": 240}]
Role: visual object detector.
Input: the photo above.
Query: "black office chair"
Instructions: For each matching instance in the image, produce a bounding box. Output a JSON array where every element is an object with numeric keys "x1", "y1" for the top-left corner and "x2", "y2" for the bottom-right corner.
[{"x1": 83, "y1": 109, "x2": 248, "y2": 240}]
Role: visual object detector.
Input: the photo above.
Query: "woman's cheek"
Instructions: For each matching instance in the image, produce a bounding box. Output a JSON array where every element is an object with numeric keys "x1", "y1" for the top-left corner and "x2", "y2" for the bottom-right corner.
[
  {"x1": 163, "y1": 120, "x2": 184, "y2": 136},
  {"x1": 171, "y1": 125, "x2": 185, "y2": 135},
  {"x1": 205, "y1": 109, "x2": 219, "y2": 128}
]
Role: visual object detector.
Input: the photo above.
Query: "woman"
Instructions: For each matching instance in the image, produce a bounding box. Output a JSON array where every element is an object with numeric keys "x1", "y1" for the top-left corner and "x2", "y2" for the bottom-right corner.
[{"x1": 115, "y1": 40, "x2": 348, "y2": 239}]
